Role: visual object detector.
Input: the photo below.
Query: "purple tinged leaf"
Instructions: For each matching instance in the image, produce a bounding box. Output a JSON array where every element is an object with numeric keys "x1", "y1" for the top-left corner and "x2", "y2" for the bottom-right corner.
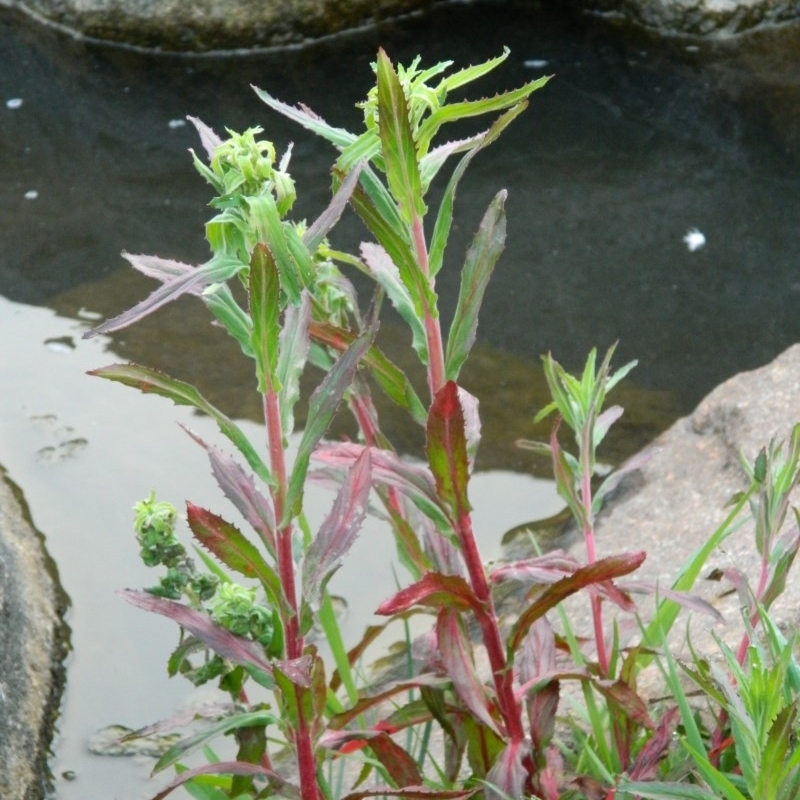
[
  {"x1": 489, "y1": 551, "x2": 580, "y2": 586},
  {"x1": 517, "y1": 618, "x2": 559, "y2": 749},
  {"x1": 485, "y1": 741, "x2": 527, "y2": 800},
  {"x1": 445, "y1": 191, "x2": 506, "y2": 382},
  {"x1": 594, "y1": 446, "x2": 657, "y2": 509},
  {"x1": 120, "y1": 252, "x2": 198, "y2": 287},
  {"x1": 311, "y1": 443, "x2": 452, "y2": 533},
  {"x1": 360, "y1": 241, "x2": 428, "y2": 361},
  {"x1": 251, "y1": 85, "x2": 356, "y2": 150},
  {"x1": 593, "y1": 404, "x2": 624, "y2": 447},
  {"x1": 285, "y1": 326, "x2": 376, "y2": 524},
  {"x1": 118, "y1": 590, "x2": 272, "y2": 674},
  {"x1": 277, "y1": 290, "x2": 311, "y2": 437},
  {"x1": 273, "y1": 655, "x2": 314, "y2": 688},
  {"x1": 185, "y1": 503, "x2": 283, "y2": 607},
  {"x1": 509, "y1": 552, "x2": 646, "y2": 653},
  {"x1": 181, "y1": 427, "x2": 276, "y2": 554},
  {"x1": 376, "y1": 572, "x2": 483, "y2": 617},
  {"x1": 621, "y1": 580, "x2": 724, "y2": 622},
  {"x1": 187, "y1": 116, "x2": 224, "y2": 159},
  {"x1": 303, "y1": 162, "x2": 363, "y2": 252},
  {"x1": 437, "y1": 608, "x2": 502, "y2": 736},
  {"x1": 147, "y1": 760, "x2": 299, "y2": 800},
  {"x1": 302, "y1": 448, "x2": 372, "y2": 610},
  {"x1": 83, "y1": 254, "x2": 244, "y2": 338},
  {"x1": 426, "y1": 381, "x2": 472, "y2": 518},
  {"x1": 629, "y1": 707, "x2": 680, "y2": 780}
]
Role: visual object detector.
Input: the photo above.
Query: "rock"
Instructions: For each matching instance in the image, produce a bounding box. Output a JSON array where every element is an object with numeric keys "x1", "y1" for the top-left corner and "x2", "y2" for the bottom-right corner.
[
  {"x1": 584, "y1": 342, "x2": 800, "y2": 668},
  {"x1": 0, "y1": 468, "x2": 68, "y2": 800},
  {"x1": 585, "y1": 0, "x2": 800, "y2": 36},
  {"x1": 2, "y1": 0, "x2": 432, "y2": 51}
]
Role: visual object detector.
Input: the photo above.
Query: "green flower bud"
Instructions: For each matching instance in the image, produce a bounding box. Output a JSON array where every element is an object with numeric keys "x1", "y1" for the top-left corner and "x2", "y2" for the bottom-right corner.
[
  {"x1": 133, "y1": 493, "x2": 185, "y2": 568},
  {"x1": 209, "y1": 583, "x2": 273, "y2": 646}
]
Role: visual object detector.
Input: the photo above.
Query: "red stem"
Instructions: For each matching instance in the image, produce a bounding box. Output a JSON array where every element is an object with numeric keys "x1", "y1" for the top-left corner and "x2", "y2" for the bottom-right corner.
[
  {"x1": 457, "y1": 509, "x2": 526, "y2": 743},
  {"x1": 263, "y1": 388, "x2": 319, "y2": 800}
]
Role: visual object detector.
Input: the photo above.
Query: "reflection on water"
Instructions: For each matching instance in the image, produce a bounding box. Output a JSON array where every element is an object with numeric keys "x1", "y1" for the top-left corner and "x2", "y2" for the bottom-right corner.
[{"x1": 2, "y1": 2, "x2": 799, "y2": 797}]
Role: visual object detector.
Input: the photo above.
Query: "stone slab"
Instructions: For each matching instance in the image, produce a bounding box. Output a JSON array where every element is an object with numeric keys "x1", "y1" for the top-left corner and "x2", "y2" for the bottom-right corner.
[{"x1": 0, "y1": 469, "x2": 68, "y2": 800}]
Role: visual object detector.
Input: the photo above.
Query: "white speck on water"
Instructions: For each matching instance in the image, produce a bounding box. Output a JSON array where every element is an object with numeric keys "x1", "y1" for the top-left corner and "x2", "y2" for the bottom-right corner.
[
  {"x1": 523, "y1": 59, "x2": 549, "y2": 69},
  {"x1": 683, "y1": 228, "x2": 706, "y2": 252},
  {"x1": 685, "y1": 45, "x2": 700, "y2": 53},
  {"x1": 77, "y1": 307, "x2": 103, "y2": 321},
  {"x1": 6, "y1": 98, "x2": 23, "y2": 109},
  {"x1": 24, "y1": 190, "x2": 38, "y2": 200},
  {"x1": 168, "y1": 118, "x2": 186, "y2": 129}
]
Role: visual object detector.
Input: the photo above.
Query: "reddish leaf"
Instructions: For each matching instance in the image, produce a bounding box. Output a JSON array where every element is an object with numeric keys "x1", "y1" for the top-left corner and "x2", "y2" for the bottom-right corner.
[
  {"x1": 485, "y1": 741, "x2": 527, "y2": 800},
  {"x1": 324, "y1": 731, "x2": 423, "y2": 788},
  {"x1": 342, "y1": 788, "x2": 476, "y2": 800},
  {"x1": 426, "y1": 381, "x2": 472, "y2": 517},
  {"x1": 326, "y1": 674, "x2": 450, "y2": 731},
  {"x1": 376, "y1": 572, "x2": 483, "y2": 617},
  {"x1": 302, "y1": 448, "x2": 371, "y2": 610},
  {"x1": 594, "y1": 678, "x2": 654, "y2": 729},
  {"x1": 509, "y1": 552, "x2": 646, "y2": 653},
  {"x1": 438, "y1": 608, "x2": 502, "y2": 736},
  {"x1": 186, "y1": 503, "x2": 283, "y2": 607},
  {"x1": 629, "y1": 707, "x2": 679, "y2": 780},
  {"x1": 118, "y1": 590, "x2": 272, "y2": 674},
  {"x1": 312, "y1": 442, "x2": 451, "y2": 533},
  {"x1": 517, "y1": 618, "x2": 559, "y2": 750}
]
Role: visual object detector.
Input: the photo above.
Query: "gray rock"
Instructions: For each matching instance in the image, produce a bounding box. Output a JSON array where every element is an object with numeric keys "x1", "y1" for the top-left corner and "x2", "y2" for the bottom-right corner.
[
  {"x1": 585, "y1": 342, "x2": 800, "y2": 670},
  {"x1": 0, "y1": 469, "x2": 68, "y2": 800},
  {"x1": 586, "y1": 0, "x2": 800, "y2": 36},
  {"x1": 2, "y1": 0, "x2": 432, "y2": 51}
]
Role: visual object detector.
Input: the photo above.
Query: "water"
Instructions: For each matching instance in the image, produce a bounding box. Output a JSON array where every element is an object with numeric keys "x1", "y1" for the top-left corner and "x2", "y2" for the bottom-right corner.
[{"x1": 1, "y1": 2, "x2": 799, "y2": 798}]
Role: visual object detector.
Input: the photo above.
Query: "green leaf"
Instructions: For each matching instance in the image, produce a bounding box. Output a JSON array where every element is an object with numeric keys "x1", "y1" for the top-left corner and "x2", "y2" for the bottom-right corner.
[
  {"x1": 427, "y1": 101, "x2": 528, "y2": 274},
  {"x1": 87, "y1": 363, "x2": 271, "y2": 485},
  {"x1": 617, "y1": 780, "x2": 723, "y2": 800},
  {"x1": 426, "y1": 381, "x2": 472, "y2": 517},
  {"x1": 152, "y1": 710, "x2": 276, "y2": 773},
  {"x1": 445, "y1": 190, "x2": 506, "y2": 381},
  {"x1": 416, "y1": 75, "x2": 551, "y2": 157},
  {"x1": 376, "y1": 48, "x2": 425, "y2": 224},
  {"x1": 508, "y1": 551, "x2": 646, "y2": 654},
  {"x1": 249, "y1": 243, "x2": 281, "y2": 395}
]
